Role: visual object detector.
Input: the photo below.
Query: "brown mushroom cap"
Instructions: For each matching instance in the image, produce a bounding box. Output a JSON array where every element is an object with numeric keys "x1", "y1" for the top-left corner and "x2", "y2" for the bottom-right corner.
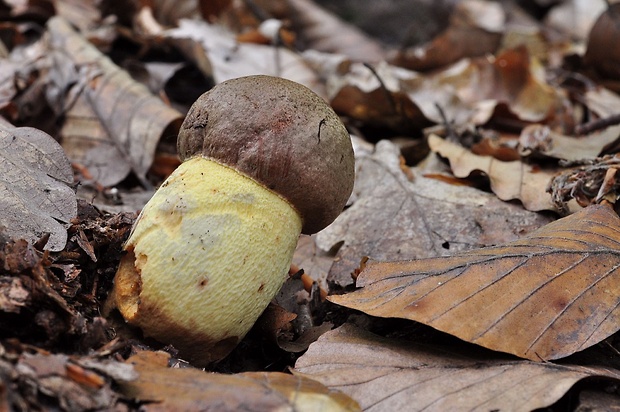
[{"x1": 177, "y1": 75, "x2": 355, "y2": 234}]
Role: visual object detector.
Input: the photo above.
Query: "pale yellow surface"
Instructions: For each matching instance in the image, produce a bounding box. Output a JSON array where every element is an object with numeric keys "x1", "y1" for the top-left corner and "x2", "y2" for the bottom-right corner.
[{"x1": 116, "y1": 157, "x2": 302, "y2": 363}]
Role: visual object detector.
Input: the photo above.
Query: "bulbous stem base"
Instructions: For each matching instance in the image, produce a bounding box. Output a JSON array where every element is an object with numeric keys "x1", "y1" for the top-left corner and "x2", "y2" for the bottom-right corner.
[{"x1": 111, "y1": 157, "x2": 302, "y2": 365}]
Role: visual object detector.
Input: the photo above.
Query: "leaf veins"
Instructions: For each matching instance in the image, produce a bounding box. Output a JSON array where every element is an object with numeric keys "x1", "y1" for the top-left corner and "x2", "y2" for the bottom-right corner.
[{"x1": 330, "y1": 204, "x2": 620, "y2": 361}]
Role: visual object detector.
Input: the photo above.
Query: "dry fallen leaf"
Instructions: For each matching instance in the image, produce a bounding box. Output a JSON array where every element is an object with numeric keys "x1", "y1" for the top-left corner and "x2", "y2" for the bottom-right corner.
[
  {"x1": 545, "y1": 0, "x2": 606, "y2": 40},
  {"x1": 330, "y1": 203, "x2": 620, "y2": 361},
  {"x1": 408, "y1": 45, "x2": 564, "y2": 126},
  {"x1": 46, "y1": 16, "x2": 183, "y2": 187},
  {"x1": 295, "y1": 324, "x2": 620, "y2": 412},
  {"x1": 548, "y1": 154, "x2": 620, "y2": 213},
  {"x1": 316, "y1": 139, "x2": 552, "y2": 287},
  {"x1": 117, "y1": 350, "x2": 360, "y2": 411},
  {"x1": 293, "y1": 233, "x2": 338, "y2": 293},
  {"x1": 390, "y1": 0, "x2": 504, "y2": 71},
  {"x1": 287, "y1": 0, "x2": 385, "y2": 63},
  {"x1": 519, "y1": 124, "x2": 620, "y2": 161},
  {"x1": 13, "y1": 352, "x2": 132, "y2": 410},
  {"x1": 584, "y1": 86, "x2": 620, "y2": 119},
  {"x1": 53, "y1": 0, "x2": 106, "y2": 34},
  {"x1": 0, "y1": 120, "x2": 76, "y2": 251},
  {"x1": 322, "y1": 46, "x2": 564, "y2": 134},
  {"x1": 166, "y1": 19, "x2": 326, "y2": 96},
  {"x1": 429, "y1": 134, "x2": 559, "y2": 212}
]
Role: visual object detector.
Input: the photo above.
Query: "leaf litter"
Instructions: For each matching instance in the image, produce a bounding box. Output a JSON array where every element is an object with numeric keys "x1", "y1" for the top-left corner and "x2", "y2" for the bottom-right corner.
[
  {"x1": 2, "y1": 0, "x2": 620, "y2": 410},
  {"x1": 45, "y1": 16, "x2": 184, "y2": 188},
  {"x1": 118, "y1": 350, "x2": 360, "y2": 411},
  {"x1": 315, "y1": 137, "x2": 552, "y2": 287}
]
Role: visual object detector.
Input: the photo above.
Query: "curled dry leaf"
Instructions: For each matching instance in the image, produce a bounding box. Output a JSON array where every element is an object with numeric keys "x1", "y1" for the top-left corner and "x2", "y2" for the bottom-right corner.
[
  {"x1": 295, "y1": 324, "x2": 620, "y2": 412},
  {"x1": 46, "y1": 16, "x2": 183, "y2": 187},
  {"x1": 449, "y1": 45, "x2": 561, "y2": 124},
  {"x1": 519, "y1": 124, "x2": 620, "y2": 161},
  {"x1": 166, "y1": 19, "x2": 325, "y2": 96},
  {"x1": 117, "y1": 350, "x2": 360, "y2": 412},
  {"x1": 0, "y1": 120, "x2": 76, "y2": 251},
  {"x1": 330, "y1": 204, "x2": 620, "y2": 361},
  {"x1": 316, "y1": 139, "x2": 551, "y2": 287},
  {"x1": 429, "y1": 134, "x2": 559, "y2": 212},
  {"x1": 0, "y1": 37, "x2": 50, "y2": 125},
  {"x1": 328, "y1": 62, "x2": 429, "y2": 134},
  {"x1": 321, "y1": 46, "x2": 563, "y2": 133},
  {"x1": 390, "y1": 0, "x2": 504, "y2": 71},
  {"x1": 548, "y1": 155, "x2": 620, "y2": 213}
]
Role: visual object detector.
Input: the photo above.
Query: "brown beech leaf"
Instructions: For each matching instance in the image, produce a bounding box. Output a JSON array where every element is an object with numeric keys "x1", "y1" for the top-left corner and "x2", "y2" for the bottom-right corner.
[
  {"x1": 330, "y1": 204, "x2": 620, "y2": 361},
  {"x1": 295, "y1": 324, "x2": 620, "y2": 412},
  {"x1": 317, "y1": 139, "x2": 551, "y2": 287},
  {"x1": 429, "y1": 134, "x2": 559, "y2": 212},
  {"x1": 389, "y1": 0, "x2": 504, "y2": 71},
  {"x1": 117, "y1": 351, "x2": 360, "y2": 411},
  {"x1": 46, "y1": 16, "x2": 183, "y2": 187}
]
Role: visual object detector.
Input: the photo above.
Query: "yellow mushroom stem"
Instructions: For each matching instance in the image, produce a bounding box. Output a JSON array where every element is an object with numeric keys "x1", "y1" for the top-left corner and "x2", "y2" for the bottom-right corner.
[{"x1": 111, "y1": 157, "x2": 302, "y2": 365}]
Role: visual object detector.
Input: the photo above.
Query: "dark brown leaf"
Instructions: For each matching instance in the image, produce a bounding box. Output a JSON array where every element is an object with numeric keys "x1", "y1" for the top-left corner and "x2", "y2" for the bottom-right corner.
[{"x1": 390, "y1": 0, "x2": 503, "y2": 71}]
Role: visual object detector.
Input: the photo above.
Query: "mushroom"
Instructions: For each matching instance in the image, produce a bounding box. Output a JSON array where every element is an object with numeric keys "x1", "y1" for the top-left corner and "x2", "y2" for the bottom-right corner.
[{"x1": 110, "y1": 75, "x2": 355, "y2": 366}]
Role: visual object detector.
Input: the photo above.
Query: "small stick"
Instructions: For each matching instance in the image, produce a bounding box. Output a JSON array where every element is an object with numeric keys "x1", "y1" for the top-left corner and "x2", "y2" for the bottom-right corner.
[
  {"x1": 363, "y1": 62, "x2": 399, "y2": 116},
  {"x1": 435, "y1": 103, "x2": 457, "y2": 141},
  {"x1": 575, "y1": 113, "x2": 620, "y2": 136}
]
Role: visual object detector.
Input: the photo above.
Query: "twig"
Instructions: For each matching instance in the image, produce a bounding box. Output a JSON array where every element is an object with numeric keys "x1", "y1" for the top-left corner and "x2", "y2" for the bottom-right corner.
[
  {"x1": 575, "y1": 113, "x2": 620, "y2": 135},
  {"x1": 434, "y1": 103, "x2": 457, "y2": 141},
  {"x1": 363, "y1": 63, "x2": 399, "y2": 116},
  {"x1": 242, "y1": 0, "x2": 271, "y2": 21}
]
